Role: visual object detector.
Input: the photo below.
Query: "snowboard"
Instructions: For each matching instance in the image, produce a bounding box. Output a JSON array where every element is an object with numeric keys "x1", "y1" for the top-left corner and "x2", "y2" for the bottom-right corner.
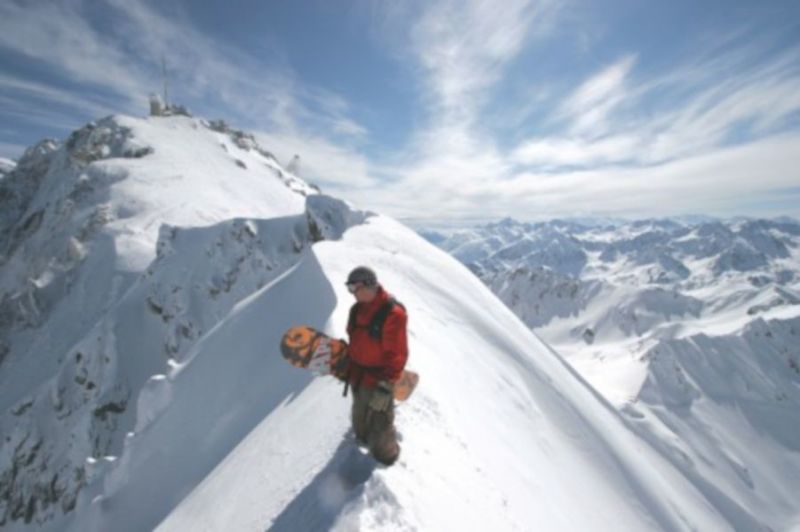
[{"x1": 280, "y1": 325, "x2": 419, "y2": 401}]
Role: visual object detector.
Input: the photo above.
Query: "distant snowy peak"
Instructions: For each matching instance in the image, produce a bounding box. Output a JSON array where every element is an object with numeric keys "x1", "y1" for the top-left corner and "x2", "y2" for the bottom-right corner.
[
  {"x1": 1, "y1": 113, "x2": 317, "y2": 262},
  {"x1": 423, "y1": 216, "x2": 800, "y2": 341},
  {"x1": 0, "y1": 113, "x2": 320, "y2": 347},
  {"x1": 0, "y1": 110, "x2": 323, "y2": 357},
  {"x1": 425, "y1": 216, "x2": 800, "y2": 282},
  {"x1": 424, "y1": 214, "x2": 800, "y2": 366}
]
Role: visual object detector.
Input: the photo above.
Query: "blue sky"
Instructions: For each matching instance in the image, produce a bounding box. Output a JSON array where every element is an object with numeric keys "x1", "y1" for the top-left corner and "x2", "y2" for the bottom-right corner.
[{"x1": 1, "y1": 0, "x2": 799, "y2": 225}]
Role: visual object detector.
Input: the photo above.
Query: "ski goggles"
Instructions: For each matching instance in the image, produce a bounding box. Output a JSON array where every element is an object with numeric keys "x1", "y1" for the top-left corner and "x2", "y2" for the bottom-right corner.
[{"x1": 346, "y1": 282, "x2": 363, "y2": 294}]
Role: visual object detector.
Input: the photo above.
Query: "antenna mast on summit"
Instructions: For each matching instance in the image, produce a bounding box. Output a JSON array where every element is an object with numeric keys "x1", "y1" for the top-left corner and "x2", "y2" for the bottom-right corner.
[{"x1": 161, "y1": 55, "x2": 169, "y2": 106}]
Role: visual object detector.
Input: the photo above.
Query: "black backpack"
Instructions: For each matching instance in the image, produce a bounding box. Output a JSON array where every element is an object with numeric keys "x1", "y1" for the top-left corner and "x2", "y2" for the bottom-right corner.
[{"x1": 347, "y1": 298, "x2": 405, "y2": 340}]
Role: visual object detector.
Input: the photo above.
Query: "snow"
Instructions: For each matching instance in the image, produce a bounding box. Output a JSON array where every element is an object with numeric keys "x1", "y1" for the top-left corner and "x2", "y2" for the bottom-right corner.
[
  {"x1": 2, "y1": 113, "x2": 798, "y2": 531},
  {"x1": 0, "y1": 114, "x2": 317, "y2": 528},
  {"x1": 77, "y1": 215, "x2": 726, "y2": 532},
  {"x1": 426, "y1": 217, "x2": 800, "y2": 530}
]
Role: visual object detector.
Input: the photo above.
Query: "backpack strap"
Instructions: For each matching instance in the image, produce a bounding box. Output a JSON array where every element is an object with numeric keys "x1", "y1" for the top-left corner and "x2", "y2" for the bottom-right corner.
[
  {"x1": 368, "y1": 298, "x2": 404, "y2": 340},
  {"x1": 347, "y1": 303, "x2": 359, "y2": 335},
  {"x1": 348, "y1": 298, "x2": 405, "y2": 340}
]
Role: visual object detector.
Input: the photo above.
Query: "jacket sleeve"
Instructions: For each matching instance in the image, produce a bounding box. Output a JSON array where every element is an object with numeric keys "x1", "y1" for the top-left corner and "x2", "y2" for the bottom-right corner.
[{"x1": 380, "y1": 307, "x2": 408, "y2": 382}]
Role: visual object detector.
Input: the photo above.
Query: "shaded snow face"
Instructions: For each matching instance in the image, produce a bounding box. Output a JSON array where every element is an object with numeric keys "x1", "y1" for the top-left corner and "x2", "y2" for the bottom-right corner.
[{"x1": 0, "y1": 113, "x2": 355, "y2": 528}]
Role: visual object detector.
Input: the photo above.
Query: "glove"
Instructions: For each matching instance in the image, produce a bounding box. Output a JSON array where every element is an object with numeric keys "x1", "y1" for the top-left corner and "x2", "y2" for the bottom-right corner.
[{"x1": 368, "y1": 380, "x2": 394, "y2": 412}]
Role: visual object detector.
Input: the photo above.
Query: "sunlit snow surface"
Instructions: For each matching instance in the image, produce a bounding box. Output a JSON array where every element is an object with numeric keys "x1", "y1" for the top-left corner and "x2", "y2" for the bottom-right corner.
[{"x1": 1, "y1": 114, "x2": 797, "y2": 531}]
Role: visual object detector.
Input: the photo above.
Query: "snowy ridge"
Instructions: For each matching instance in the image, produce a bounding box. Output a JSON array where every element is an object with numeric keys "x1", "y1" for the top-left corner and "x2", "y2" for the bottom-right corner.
[
  {"x1": 75, "y1": 215, "x2": 728, "y2": 531},
  {"x1": 425, "y1": 217, "x2": 800, "y2": 529}
]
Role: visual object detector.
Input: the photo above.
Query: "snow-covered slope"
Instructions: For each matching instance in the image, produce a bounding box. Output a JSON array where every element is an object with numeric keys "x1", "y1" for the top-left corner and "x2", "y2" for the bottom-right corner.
[
  {"x1": 61, "y1": 216, "x2": 727, "y2": 532},
  {"x1": 425, "y1": 218, "x2": 800, "y2": 530},
  {"x1": 0, "y1": 114, "x2": 317, "y2": 527},
  {"x1": 1, "y1": 114, "x2": 794, "y2": 531}
]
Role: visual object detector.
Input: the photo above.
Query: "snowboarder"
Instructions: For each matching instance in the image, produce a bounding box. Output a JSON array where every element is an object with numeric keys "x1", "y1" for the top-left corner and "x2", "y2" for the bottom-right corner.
[{"x1": 344, "y1": 266, "x2": 408, "y2": 466}]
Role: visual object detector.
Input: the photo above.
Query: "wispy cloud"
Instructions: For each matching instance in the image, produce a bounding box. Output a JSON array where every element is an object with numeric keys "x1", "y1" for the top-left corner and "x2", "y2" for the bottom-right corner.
[
  {"x1": 0, "y1": 100, "x2": 83, "y2": 133},
  {"x1": 410, "y1": 0, "x2": 549, "y2": 123},
  {"x1": 509, "y1": 41, "x2": 800, "y2": 170},
  {"x1": 325, "y1": 0, "x2": 557, "y2": 218},
  {"x1": 505, "y1": 134, "x2": 800, "y2": 217},
  {"x1": 360, "y1": 11, "x2": 800, "y2": 224},
  {"x1": 511, "y1": 135, "x2": 639, "y2": 168},
  {"x1": 637, "y1": 46, "x2": 800, "y2": 163},
  {"x1": 0, "y1": 74, "x2": 119, "y2": 119},
  {"x1": 255, "y1": 131, "x2": 375, "y2": 190},
  {"x1": 394, "y1": 132, "x2": 800, "y2": 225},
  {"x1": 395, "y1": 0, "x2": 556, "y2": 175},
  {"x1": 0, "y1": 1, "x2": 151, "y2": 109},
  {"x1": 557, "y1": 54, "x2": 637, "y2": 136},
  {"x1": 0, "y1": 0, "x2": 370, "y2": 179}
]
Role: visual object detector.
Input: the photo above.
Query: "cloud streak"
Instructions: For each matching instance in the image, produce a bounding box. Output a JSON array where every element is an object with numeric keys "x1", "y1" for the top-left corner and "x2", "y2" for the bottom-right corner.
[
  {"x1": 0, "y1": 74, "x2": 119, "y2": 119},
  {"x1": 0, "y1": 1, "x2": 156, "y2": 113},
  {"x1": 360, "y1": 8, "x2": 800, "y2": 225},
  {"x1": 0, "y1": 0, "x2": 372, "y2": 180},
  {"x1": 410, "y1": 0, "x2": 545, "y2": 121},
  {"x1": 558, "y1": 54, "x2": 637, "y2": 136},
  {"x1": 371, "y1": 0, "x2": 556, "y2": 192},
  {"x1": 394, "y1": 133, "x2": 800, "y2": 225}
]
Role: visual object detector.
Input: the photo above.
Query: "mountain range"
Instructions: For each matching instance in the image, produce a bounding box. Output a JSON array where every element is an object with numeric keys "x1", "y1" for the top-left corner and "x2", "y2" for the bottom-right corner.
[
  {"x1": 1, "y1": 113, "x2": 798, "y2": 531},
  {"x1": 424, "y1": 216, "x2": 800, "y2": 530}
]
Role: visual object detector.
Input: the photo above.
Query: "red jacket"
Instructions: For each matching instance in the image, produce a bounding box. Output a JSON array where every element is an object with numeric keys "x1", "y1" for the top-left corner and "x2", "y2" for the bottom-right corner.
[{"x1": 347, "y1": 287, "x2": 408, "y2": 389}]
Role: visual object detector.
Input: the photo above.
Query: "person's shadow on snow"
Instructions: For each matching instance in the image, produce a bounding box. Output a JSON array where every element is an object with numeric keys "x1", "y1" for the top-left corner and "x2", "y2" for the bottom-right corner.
[{"x1": 266, "y1": 434, "x2": 377, "y2": 532}]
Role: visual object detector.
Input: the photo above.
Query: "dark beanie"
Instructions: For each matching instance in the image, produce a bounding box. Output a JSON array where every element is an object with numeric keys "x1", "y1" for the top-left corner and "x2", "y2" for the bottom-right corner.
[{"x1": 346, "y1": 266, "x2": 377, "y2": 286}]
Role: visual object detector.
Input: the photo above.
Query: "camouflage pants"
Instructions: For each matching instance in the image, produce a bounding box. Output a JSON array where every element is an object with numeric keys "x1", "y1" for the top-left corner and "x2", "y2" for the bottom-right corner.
[{"x1": 351, "y1": 386, "x2": 400, "y2": 466}]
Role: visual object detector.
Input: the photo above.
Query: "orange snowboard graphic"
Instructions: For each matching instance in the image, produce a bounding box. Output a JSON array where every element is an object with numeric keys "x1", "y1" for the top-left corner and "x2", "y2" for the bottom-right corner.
[{"x1": 280, "y1": 325, "x2": 418, "y2": 401}]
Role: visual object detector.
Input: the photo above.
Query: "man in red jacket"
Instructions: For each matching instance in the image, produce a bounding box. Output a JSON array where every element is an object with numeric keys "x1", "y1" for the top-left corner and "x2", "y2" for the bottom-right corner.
[{"x1": 345, "y1": 266, "x2": 408, "y2": 466}]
